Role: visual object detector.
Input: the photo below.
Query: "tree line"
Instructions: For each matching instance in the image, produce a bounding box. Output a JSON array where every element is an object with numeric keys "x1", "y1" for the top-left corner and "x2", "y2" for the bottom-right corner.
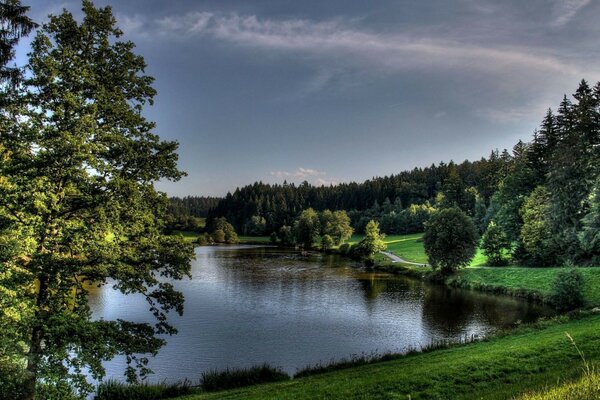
[{"x1": 205, "y1": 80, "x2": 600, "y2": 269}]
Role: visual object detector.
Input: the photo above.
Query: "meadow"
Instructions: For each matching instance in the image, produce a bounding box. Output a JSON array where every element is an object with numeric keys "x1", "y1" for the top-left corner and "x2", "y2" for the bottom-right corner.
[{"x1": 176, "y1": 314, "x2": 600, "y2": 400}]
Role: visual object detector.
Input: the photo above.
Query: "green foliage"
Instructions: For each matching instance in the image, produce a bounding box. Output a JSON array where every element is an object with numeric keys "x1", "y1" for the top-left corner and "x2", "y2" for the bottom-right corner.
[
  {"x1": 520, "y1": 186, "x2": 555, "y2": 265},
  {"x1": 580, "y1": 180, "x2": 600, "y2": 262},
  {"x1": 245, "y1": 215, "x2": 267, "y2": 236},
  {"x1": 550, "y1": 268, "x2": 585, "y2": 311},
  {"x1": 200, "y1": 363, "x2": 290, "y2": 392},
  {"x1": 209, "y1": 217, "x2": 238, "y2": 244},
  {"x1": 481, "y1": 222, "x2": 510, "y2": 266},
  {"x1": 198, "y1": 232, "x2": 214, "y2": 246},
  {"x1": 424, "y1": 208, "x2": 478, "y2": 273},
  {"x1": 321, "y1": 210, "x2": 353, "y2": 245},
  {"x1": 95, "y1": 380, "x2": 193, "y2": 400},
  {"x1": 278, "y1": 225, "x2": 295, "y2": 246},
  {"x1": 294, "y1": 208, "x2": 320, "y2": 248},
  {"x1": 0, "y1": 0, "x2": 36, "y2": 85},
  {"x1": 321, "y1": 234, "x2": 334, "y2": 251},
  {"x1": 353, "y1": 220, "x2": 386, "y2": 262},
  {"x1": 0, "y1": 2, "x2": 194, "y2": 398},
  {"x1": 269, "y1": 232, "x2": 278, "y2": 244}
]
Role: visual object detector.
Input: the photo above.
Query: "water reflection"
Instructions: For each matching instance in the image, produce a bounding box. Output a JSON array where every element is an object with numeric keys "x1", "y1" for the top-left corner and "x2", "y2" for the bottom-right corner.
[{"x1": 88, "y1": 246, "x2": 553, "y2": 382}]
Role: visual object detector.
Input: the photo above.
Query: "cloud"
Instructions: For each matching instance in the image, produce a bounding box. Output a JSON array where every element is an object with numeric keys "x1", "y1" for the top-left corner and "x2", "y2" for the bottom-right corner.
[
  {"x1": 552, "y1": 0, "x2": 591, "y2": 27},
  {"x1": 142, "y1": 10, "x2": 586, "y2": 79},
  {"x1": 270, "y1": 168, "x2": 337, "y2": 186}
]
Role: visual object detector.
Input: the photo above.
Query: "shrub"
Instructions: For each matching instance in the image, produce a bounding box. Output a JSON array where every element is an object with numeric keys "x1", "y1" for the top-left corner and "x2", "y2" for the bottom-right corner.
[
  {"x1": 550, "y1": 268, "x2": 584, "y2": 311},
  {"x1": 95, "y1": 380, "x2": 193, "y2": 400},
  {"x1": 197, "y1": 232, "x2": 213, "y2": 245},
  {"x1": 269, "y1": 232, "x2": 278, "y2": 244},
  {"x1": 339, "y1": 243, "x2": 351, "y2": 255},
  {"x1": 200, "y1": 363, "x2": 290, "y2": 392}
]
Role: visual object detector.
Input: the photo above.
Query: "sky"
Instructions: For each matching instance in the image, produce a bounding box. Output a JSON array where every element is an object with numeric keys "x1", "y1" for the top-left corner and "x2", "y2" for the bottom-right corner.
[{"x1": 16, "y1": 0, "x2": 600, "y2": 196}]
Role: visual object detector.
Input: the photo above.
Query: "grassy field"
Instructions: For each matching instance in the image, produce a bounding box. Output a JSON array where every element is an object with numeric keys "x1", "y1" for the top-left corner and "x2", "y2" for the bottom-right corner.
[{"x1": 176, "y1": 314, "x2": 600, "y2": 400}]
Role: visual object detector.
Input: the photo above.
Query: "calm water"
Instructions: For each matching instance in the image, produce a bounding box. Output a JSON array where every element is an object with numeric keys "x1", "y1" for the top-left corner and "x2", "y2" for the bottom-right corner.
[{"x1": 88, "y1": 245, "x2": 553, "y2": 382}]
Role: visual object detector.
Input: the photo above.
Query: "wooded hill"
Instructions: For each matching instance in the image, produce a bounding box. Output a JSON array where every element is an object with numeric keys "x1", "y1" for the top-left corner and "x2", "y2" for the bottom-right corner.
[{"x1": 199, "y1": 80, "x2": 600, "y2": 266}]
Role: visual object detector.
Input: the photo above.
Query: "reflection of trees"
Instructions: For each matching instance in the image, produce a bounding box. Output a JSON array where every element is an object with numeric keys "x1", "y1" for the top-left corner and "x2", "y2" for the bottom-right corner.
[
  {"x1": 421, "y1": 285, "x2": 475, "y2": 336},
  {"x1": 474, "y1": 293, "x2": 552, "y2": 327},
  {"x1": 359, "y1": 276, "x2": 387, "y2": 300}
]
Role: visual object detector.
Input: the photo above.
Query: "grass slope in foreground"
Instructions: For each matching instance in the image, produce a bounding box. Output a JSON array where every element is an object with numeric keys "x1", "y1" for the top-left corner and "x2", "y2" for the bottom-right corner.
[{"x1": 178, "y1": 315, "x2": 600, "y2": 400}]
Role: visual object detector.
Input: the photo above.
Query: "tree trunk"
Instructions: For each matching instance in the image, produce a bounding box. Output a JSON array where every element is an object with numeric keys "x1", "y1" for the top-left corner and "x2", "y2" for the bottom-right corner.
[
  {"x1": 21, "y1": 275, "x2": 48, "y2": 400},
  {"x1": 22, "y1": 325, "x2": 43, "y2": 400}
]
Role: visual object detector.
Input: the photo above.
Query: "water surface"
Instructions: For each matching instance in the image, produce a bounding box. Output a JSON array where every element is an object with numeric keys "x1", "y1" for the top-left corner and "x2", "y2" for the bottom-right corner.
[{"x1": 88, "y1": 245, "x2": 553, "y2": 381}]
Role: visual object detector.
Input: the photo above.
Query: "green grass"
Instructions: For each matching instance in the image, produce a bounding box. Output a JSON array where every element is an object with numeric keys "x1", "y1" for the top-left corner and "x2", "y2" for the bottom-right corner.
[
  {"x1": 237, "y1": 236, "x2": 272, "y2": 244},
  {"x1": 449, "y1": 267, "x2": 600, "y2": 307},
  {"x1": 518, "y1": 370, "x2": 600, "y2": 400},
  {"x1": 170, "y1": 231, "x2": 271, "y2": 245},
  {"x1": 171, "y1": 230, "x2": 200, "y2": 243},
  {"x1": 348, "y1": 233, "x2": 428, "y2": 263},
  {"x1": 176, "y1": 314, "x2": 600, "y2": 400}
]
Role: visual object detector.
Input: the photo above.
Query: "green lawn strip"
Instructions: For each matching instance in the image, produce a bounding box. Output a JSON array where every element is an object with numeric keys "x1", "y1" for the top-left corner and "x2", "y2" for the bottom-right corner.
[
  {"x1": 451, "y1": 267, "x2": 600, "y2": 307},
  {"x1": 178, "y1": 315, "x2": 600, "y2": 400},
  {"x1": 171, "y1": 230, "x2": 200, "y2": 243}
]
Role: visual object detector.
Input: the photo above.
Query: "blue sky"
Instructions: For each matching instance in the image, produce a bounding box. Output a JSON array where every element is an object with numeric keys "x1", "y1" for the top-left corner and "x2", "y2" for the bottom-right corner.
[{"x1": 18, "y1": 0, "x2": 600, "y2": 196}]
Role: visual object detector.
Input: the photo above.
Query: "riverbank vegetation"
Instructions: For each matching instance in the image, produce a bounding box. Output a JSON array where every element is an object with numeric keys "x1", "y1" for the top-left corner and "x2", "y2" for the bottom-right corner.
[{"x1": 168, "y1": 314, "x2": 600, "y2": 400}]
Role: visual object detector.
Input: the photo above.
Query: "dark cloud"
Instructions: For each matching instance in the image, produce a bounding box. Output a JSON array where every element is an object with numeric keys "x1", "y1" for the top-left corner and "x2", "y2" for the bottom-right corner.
[{"x1": 20, "y1": 0, "x2": 600, "y2": 195}]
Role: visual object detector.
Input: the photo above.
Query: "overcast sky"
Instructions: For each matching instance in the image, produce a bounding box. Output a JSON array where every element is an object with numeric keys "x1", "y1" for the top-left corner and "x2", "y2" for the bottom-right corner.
[{"x1": 17, "y1": 0, "x2": 600, "y2": 196}]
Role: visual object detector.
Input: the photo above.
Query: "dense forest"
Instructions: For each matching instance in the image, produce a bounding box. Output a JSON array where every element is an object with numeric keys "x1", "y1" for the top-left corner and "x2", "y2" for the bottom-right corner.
[
  {"x1": 167, "y1": 196, "x2": 221, "y2": 231},
  {"x1": 204, "y1": 154, "x2": 507, "y2": 233},
  {"x1": 200, "y1": 80, "x2": 600, "y2": 266}
]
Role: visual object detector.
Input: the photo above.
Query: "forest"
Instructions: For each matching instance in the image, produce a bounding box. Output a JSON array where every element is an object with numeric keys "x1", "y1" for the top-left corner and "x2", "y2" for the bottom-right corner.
[{"x1": 181, "y1": 80, "x2": 600, "y2": 267}]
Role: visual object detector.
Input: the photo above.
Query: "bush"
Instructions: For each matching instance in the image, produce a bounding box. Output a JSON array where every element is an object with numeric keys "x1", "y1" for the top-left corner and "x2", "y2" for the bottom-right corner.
[
  {"x1": 95, "y1": 380, "x2": 193, "y2": 400},
  {"x1": 197, "y1": 232, "x2": 213, "y2": 245},
  {"x1": 339, "y1": 243, "x2": 351, "y2": 255},
  {"x1": 200, "y1": 363, "x2": 290, "y2": 392},
  {"x1": 550, "y1": 268, "x2": 584, "y2": 311}
]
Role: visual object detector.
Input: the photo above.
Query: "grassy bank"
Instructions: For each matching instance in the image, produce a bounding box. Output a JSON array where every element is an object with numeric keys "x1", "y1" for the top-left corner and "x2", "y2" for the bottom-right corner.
[
  {"x1": 175, "y1": 314, "x2": 600, "y2": 400},
  {"x1": 352, "y1": 232, "x2": 600, "y2": 307}
]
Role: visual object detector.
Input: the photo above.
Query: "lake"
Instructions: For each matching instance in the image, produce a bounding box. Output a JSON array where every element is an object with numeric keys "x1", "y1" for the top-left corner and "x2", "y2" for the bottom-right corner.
[{"x1": 88, "y1": 245, "x2": 553, "y2": 382}]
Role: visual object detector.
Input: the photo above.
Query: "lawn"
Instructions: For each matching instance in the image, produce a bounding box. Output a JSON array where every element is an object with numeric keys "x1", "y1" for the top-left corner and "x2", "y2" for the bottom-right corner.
[
  {"x1": 450, "y1": 267, "x2": 600, "y2": 307},
  {"x1": 349, "y1": 233, "x2": 428, "y2": 263},
  {"x1": 178, "y1": 314, "x2": 600, "y2": 400}
]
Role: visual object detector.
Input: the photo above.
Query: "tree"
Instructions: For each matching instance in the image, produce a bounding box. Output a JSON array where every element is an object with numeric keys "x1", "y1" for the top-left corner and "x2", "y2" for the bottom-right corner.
[
  {"x1": 321, "y1": 234, "x2": 334, "y2": 252},
  {"x1": 354, "y1": 220, "x2": 386, "y2": 263},
  {"x1": 245, "y1": 215, "x2": 266, "y2": 236},
  {"x1": 0, "y1": 0, "x2": 36, "y2": 85},
  {"x1": 323, "y1": 210, "x2": 353, "y2": 245},
  {"x1": 0, "y1": 2, "x2": 194, "y2": 398},
  {"x1": 579, "y1": 180, "x2": 600, "y2": 263},
  {"x1": 423, "y1": 208, "x2": 478, "y2": 273},
  {"x1": 520, "y1": 186, "x2": 555, "y2": 266},
  {"x1": 278, "y1": 225, "x2": 295, "y2": 246},
  {"x1": 211, "y1": 217, "x2": 238, "y2": 244},
  {"x1": 294, "y1": 208, "x2": 320, "y2": 248},
  {"x1": 481, "y1": 222, "x2": 510, "y2": 266}
]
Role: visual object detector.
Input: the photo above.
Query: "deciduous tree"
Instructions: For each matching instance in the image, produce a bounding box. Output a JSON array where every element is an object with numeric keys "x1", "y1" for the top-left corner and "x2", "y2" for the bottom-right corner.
[
  {"x1": 423, "y1": 208, "x2": 478, "y2": 273},
  {"x1": 0, "y1": 2, "x2": 194, "y2": 398}
]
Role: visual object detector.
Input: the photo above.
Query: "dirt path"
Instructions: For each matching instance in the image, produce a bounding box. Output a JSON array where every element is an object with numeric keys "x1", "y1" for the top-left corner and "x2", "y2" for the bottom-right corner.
[{"x1": 380, "y1": 251, "x2": 429, "y2": 267}]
